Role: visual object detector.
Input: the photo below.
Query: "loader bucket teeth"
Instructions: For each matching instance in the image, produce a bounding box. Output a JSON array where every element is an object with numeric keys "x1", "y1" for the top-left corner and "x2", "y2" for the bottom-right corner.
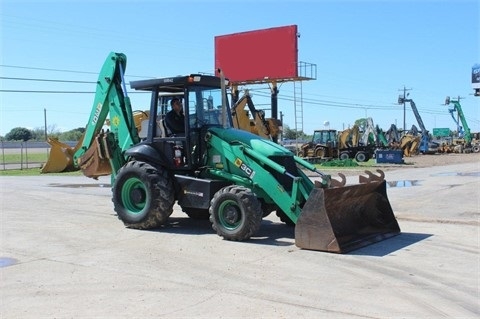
[
  {"x1": 314, "y1": 173, "x2": 346, "y2": 189},
  {"x1": 331, "y1": 173, "x2": 347, "y2": 187},
  {"x1": 359, "y1": 169, "x2": 385, "y2": 183},
  {"x1": 295, "y1": 180, "x2": 400, "y2": 253}
]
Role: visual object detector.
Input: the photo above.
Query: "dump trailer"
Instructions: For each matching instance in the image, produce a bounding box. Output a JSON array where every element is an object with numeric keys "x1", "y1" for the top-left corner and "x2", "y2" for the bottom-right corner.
[{"x1": 72, "y1": 52, "x2": 400, "y2": 253}]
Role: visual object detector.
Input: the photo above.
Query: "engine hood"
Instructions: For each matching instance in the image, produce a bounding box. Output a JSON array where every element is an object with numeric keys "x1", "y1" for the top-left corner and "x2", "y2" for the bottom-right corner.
[{"x1": 208, "y1": 127, "x2": 293, "y2": 157}]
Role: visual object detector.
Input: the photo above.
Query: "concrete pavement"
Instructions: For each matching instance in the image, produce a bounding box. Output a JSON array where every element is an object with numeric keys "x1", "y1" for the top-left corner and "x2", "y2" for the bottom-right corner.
[{"x1": 1, "y1": 161, "x2": 479, "y2": 318}]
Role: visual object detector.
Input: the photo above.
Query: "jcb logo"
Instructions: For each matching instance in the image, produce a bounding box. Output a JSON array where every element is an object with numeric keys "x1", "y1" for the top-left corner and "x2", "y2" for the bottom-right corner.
[
  {"x1": 234, "y1": 158, "x2": 256, "y2": 179},
  {"x1": 92, "y1": 102, "x2": 102, "y2": 125}
]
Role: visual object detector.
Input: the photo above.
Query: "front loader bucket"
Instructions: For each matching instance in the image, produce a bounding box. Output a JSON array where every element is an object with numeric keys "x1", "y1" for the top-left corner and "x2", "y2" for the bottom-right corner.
[
  {"x1": 41, "y1": 138, "x2": 79, "y2": 173},
  {"x1": 295, "y1": 180, "x2": 400, "y2": 253}
]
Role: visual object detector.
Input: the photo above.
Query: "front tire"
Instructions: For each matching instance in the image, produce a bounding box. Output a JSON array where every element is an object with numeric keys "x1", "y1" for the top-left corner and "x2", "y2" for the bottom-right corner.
[
  {"x1": 209, "y1": 186, "x2": 263, "y2": 241},
  {"x1": 113, "y1": 161, "x2": 174, "y2": 229},
  {"x1": 339, "y1": 152, "x2": 350, "y2": 160},
  {"x1": 315, "y1": 148, "x2": 325, "y2": 158}
]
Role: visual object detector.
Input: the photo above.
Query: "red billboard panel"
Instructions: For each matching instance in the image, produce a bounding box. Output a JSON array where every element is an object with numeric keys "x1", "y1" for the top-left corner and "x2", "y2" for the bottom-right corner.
[{"x1": 215, "y1": 25, "x2": 298, "y2": 83}]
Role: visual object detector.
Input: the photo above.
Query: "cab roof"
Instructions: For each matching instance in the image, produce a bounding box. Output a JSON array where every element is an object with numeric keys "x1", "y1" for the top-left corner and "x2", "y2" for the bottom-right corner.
[{"x1": 130, "y1": 74, "x2": 224, "y2": 92}]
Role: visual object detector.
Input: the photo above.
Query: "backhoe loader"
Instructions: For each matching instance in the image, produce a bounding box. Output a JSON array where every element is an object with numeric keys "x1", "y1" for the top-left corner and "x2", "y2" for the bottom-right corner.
[
  {"x1": 70, "y1": 52, "x2": 400, "y2": 253},
  {"x1": 230, "y1": 90, "x2": 282, "y2": 140}
]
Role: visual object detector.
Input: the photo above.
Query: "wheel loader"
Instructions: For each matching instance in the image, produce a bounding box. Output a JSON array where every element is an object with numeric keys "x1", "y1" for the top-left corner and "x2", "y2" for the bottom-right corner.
[{"x1": 71, "y1": 52, "x2": 400, "y2": 253}]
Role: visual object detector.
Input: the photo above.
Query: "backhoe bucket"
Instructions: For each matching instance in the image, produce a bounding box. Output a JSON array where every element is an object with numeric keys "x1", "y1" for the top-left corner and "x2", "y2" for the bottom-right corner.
[
  {"x1": 41, "y1": 138, "x2": 81, "y2": 173},
  {"x1": 295, "y1": 180, "x2": 400, "y2": 253},
  {"x1": 77, "y1": 133, "x2": 112, "y2": 179}
]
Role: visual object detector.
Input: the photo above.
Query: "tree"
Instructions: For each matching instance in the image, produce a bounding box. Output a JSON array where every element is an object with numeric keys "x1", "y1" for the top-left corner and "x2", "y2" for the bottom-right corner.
[
  {"x1": 5, "y1": 127, "x2": 33, "y2": 141},
  {"x1": 282, "y1": 125, "x2": 309, "y2": 141},
  {"x1": 59, "y1": 128, "x2": 84, "y2": 141}
]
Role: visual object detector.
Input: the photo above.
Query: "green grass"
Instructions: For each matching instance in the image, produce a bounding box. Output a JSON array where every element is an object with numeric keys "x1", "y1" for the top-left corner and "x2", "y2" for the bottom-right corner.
[
  {"x1": 0, "y1": 151, "x2": 83, "y2": 176},
  {"x1": 315, "y1": 158, "x2": 376, "y2": 169},
  {"x1": 0, "y1": 152, "x2": 49, "y2": 163}
]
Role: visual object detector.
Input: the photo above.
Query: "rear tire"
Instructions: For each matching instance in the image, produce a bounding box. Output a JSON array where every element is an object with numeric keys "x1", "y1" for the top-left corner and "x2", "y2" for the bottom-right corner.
[
  {"x1": 209, "y1": 186, "x2": 263, "y2": 241},
  {"x1": 113, "y1": 161, "x2": 174, "y2": 229},
  {"x1": 355, "y1": 151, "x2": 367, "y2": 162}
]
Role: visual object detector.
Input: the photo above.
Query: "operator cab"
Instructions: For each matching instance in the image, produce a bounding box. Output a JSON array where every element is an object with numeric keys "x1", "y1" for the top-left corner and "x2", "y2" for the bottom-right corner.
[{"x1": 130, "y1": 74, "x2": 233, "y2": 171}]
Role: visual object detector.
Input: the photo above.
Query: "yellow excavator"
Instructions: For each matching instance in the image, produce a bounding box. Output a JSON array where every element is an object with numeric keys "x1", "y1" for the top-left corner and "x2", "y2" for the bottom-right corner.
[{"x1": 230, "y1": 90, "x2": 281, "y2": 141}]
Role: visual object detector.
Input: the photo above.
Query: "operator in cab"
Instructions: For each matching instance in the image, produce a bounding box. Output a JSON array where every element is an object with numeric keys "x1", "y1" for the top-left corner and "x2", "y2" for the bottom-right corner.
[{"x1": 165, "y1": 97, "x2": 185, "y2": 135}]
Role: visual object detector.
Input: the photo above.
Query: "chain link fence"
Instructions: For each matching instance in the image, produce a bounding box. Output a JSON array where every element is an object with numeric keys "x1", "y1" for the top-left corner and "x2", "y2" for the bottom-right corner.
[{"x1": 0, "y1": 141, "x2": 76, "y2": 171}]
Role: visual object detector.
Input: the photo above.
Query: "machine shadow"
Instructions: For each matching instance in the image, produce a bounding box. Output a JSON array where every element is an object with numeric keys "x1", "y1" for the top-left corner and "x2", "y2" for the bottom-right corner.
[
  {"x1": 144, "y1": 216, "x2": 431, "y2": 256},
  {"x1": 147, "y1": 217, "x2": 295, "y2": 246},
  {"x1": 349, "y1": 232, "x2": 433, "y2": 257},
  {"x1": 152, "y1": 217, "x2": 215, "y2": 236}
]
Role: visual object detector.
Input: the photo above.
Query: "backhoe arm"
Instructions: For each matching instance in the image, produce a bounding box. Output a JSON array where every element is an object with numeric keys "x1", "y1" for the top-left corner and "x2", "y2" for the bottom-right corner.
[{"x1": 74, "y1": 52, "x2": 139, "y2": 178}]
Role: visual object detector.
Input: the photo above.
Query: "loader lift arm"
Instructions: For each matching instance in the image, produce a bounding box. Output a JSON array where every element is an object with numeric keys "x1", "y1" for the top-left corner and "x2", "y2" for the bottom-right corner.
[{"x1": 73, "y1": 52, "x2": 140, "y2": 178}]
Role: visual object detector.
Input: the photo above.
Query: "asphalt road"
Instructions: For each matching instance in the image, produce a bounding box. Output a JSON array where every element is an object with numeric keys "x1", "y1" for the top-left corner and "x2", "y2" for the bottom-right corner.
[{"x1": 1, "y1": 161, "x2": 479, "y2": 318}]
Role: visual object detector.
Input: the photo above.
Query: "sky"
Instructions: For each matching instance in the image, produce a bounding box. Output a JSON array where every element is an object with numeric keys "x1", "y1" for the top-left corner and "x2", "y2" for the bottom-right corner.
[{"x1": 1, "y1": 0, "x2": 479, "y2": 138}]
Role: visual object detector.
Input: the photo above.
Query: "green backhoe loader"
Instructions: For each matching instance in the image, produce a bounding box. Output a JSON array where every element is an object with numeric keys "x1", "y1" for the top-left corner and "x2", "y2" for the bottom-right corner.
[{"x1": 71, "y1": 52, "x2": 400, "y2": 253}]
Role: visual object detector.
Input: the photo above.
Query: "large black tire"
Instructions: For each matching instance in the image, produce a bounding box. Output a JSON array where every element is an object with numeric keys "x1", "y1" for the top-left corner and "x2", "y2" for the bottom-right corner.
[
  {"x1": 339, "y1": 152, "x2": 350, "y2": 160},
  {"x1": 314, "y1": 147, "x2": 325, "y2": 158},
  {"x1": 355, "y1": 151, "x2": 367, "y2": 162},
  {"x1": 209, "y1": 185, "x2": 263, "y2": 241},
  {"x1": 113, "y1": 161, "x2": 174, "y2": 229}
]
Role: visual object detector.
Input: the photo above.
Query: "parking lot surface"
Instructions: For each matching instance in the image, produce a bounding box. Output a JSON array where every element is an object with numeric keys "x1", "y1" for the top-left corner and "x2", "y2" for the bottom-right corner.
[{"x1": 1, "y1": 160, "x2": 479, "y2": 318}]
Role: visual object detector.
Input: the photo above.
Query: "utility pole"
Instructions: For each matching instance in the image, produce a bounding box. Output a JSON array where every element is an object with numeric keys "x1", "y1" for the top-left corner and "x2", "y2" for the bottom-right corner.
[
  {"x1": 44, "y1": 108, "x2": 48, "y2": 141},
  {"x1": 279, "y1": 111, "x2": 284, "y2": 143},
  {"x1": 398, "y1": 86, "x2": 412, "y2": 133}
]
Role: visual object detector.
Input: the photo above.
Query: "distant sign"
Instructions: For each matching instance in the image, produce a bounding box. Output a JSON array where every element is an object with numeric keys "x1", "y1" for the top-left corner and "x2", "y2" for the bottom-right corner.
[
  {"x1": 473, "y1": 64, "x2": 480, "y2": 96},
  {"x1": 433, "y1": 128, "x2": 451, "y2": 137},
  {"x1": 473, "y1": 64, "x2": 480, "y2": 86}
]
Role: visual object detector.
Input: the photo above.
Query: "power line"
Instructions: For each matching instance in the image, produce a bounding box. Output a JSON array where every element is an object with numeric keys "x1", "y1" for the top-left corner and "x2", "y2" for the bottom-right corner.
[
  {"x1": 0, "y1": 64, "x2": 154, "y2": 78},
  {"x1": 0, "y1": 76, "x2": 96, "y2": 84},
  {"x1": 0, "y1": 89, "x2": 149, "y2": 94}
]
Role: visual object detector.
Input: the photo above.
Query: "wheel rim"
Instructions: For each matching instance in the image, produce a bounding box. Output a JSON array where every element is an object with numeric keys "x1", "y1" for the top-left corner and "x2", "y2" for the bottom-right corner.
[
  {"x1": 356, "y1": 153, "x2": 366, "y2": 162},
  {"x1": 121, "y1": 177, "x2": 147, "y2": 214},
  {"x1": 218, "y1": 199, "x2": 242, "y2": 230}
]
